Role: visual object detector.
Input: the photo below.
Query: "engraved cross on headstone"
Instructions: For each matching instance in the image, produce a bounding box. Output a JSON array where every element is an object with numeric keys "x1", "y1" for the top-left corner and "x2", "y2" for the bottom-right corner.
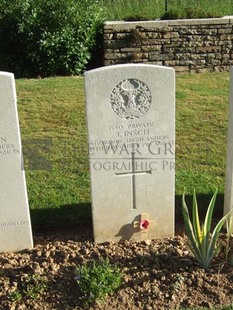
[{"x1": 115, "y1": 152, "x2": 152, "y2": 210}]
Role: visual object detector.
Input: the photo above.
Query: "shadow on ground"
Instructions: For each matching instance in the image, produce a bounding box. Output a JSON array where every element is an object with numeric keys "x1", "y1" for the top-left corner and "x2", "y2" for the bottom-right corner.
[
  {"x1": 30, "y1": 193, "x2": 225, "y2": 238},
  {"x1": 30, "y1": 203, "x2": 92, "y2": 235}
]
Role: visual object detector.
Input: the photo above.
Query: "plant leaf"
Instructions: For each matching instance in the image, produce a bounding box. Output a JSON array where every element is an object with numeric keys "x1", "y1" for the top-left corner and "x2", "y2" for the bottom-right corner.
[
  {"x1": 192, "y1": 189, "x2": 202, "y2": 244},
  {"x1": 182, "y1": 190, "x2": 204, "y2": 264},
  {"x1": 203, "y1": 189, "x2": 217, "y2": 237},
  {"x1": 207, "y1": 211, "x2": 232, "y2": 263}
]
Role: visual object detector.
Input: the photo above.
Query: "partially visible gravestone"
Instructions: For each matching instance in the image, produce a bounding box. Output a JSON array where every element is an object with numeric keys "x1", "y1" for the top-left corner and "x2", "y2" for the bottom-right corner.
[
  {"x1": 85, "y1": 64, "x2": 175, "y2": 243},
  {"x1": 0, "y1": 72, "x2": 33, "y2": 252},
  {"x1": 224, "y1": 66, "x2": 233, "y2": 233}
]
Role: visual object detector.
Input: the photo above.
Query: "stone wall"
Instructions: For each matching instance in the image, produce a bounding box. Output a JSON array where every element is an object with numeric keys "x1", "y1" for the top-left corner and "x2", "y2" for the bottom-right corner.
[{"x1": 104, "y1": 17, "x2": 233, "y2": 73}]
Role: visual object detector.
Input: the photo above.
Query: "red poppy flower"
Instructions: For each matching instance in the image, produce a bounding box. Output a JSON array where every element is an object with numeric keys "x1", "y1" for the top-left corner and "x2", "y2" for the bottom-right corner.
[{"x1": 140, "y1": 219, "x2": 149, "y2": 230}]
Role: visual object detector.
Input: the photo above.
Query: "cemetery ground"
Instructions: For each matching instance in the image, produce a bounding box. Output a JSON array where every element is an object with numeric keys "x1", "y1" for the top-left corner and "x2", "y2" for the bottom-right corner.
[{"x1": 0, "y1": 72, "x2": 233, "y2": 309}]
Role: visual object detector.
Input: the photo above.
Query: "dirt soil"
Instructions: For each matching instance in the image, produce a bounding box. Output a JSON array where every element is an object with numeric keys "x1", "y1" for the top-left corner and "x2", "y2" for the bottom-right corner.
[{"x1": 0, "y1": 225, "x2": 233, "y2": 310}]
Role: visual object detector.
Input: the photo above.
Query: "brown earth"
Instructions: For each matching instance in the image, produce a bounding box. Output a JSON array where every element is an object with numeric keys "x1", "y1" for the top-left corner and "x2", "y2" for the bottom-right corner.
[{"x1": 0, "y1": 225, "x2": 233, "y2": 310}]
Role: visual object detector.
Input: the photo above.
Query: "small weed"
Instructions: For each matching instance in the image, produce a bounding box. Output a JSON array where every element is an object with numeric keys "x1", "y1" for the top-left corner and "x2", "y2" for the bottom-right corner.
[
  {"x1": 8, "y1": 275, "x2": 47, "y2": 301},
  {"x1": 75, "y1": 258, "x2": 122, "y2": 305},
  {"x1": 9, "y1": 290, "x2": 22, "y2": 301},
  {"x1": 22, "y1": 274, "x2": 48, "y2": 300},
  {"x1": 172, "y1": 274, "x2": 185, "y2": 292}
]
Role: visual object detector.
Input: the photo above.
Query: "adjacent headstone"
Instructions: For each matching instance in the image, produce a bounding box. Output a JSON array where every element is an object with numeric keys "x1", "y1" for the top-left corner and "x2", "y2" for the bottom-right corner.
[
  {"x1": 224, "y1": 66, "x2": 233, "y2": 234},
  {"x1": 85, "y1": 64, "x2": 175, "y2": 243},
  {"x1": 0, "y1": 72, "x2": 33, "y2": 252}
]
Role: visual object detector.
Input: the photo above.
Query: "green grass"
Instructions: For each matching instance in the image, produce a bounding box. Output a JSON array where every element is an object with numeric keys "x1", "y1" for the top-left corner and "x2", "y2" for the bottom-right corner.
[
  {"x1": 17, "y1": 77, "x2": 91, "y2": 229},
  {"x1": 100, "y1": 0, "x2": 165, "y2": 21},
  {"x1": 99, "y1": 0, "x2": 233, "y2": 21},
  {"x1": 16, "y1": 71, "x2": 230, "y2": 229},
  {"x1": 176, "y1": 72, "x2": 229, "y2": 195}
]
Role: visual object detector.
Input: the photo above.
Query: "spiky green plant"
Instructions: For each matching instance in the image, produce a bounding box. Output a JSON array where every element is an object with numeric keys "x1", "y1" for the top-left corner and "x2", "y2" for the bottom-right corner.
[{"x1": 182, "y1": 189, "x2": 230, "y2": 269}]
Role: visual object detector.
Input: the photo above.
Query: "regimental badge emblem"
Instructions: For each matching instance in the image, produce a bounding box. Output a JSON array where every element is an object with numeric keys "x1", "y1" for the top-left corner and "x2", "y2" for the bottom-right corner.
[{"x1": 110, "y1": 79, "x2": 152, "y2": 120}]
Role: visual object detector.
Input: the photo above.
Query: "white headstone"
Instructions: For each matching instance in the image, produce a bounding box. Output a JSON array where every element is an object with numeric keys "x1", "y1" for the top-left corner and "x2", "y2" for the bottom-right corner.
[
  {"x1": 85, "y1": 64, "x2": 175, "y2": 243},
  {"x1": 224, "y1": 66, "x2": 233, "y2": 234},
  {"x1": 0, "y1": 72, "x2": 33, "y2": 252}
]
